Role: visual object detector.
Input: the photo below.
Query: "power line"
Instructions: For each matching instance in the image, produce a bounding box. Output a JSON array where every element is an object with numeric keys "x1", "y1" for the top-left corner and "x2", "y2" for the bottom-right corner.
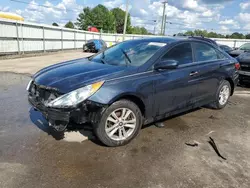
[
  {"x1": 10, "y1": 0, "x2": 76, "y2": 12},
  {"x1": 166, "y1": 21, "x2": 186, "y2": 26}
]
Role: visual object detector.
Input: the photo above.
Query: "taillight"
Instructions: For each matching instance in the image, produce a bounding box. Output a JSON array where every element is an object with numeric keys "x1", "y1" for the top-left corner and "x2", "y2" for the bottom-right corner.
[{"x1": 235, "y1": 62, "x2": 240, "y2": 70}]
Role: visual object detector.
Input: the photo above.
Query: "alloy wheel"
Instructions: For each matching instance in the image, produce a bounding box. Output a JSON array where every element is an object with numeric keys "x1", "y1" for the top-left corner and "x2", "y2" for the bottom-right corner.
[
  {"x1": 218, "y1": 85, "x2": 230, "y2": 106},
  {"x1": 105, "y1": 108, "x2": 137, "y2": 141}
]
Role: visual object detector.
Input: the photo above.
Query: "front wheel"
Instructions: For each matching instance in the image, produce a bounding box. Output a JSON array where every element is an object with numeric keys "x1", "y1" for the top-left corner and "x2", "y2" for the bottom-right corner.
[
  {"x1": 211, "y1": 80, "x2": 231, "y2": 109},
  {"x1": 83, "y1": 45, "x2": 88, "y2": 52},
  {"x1": 93, "y1": 100, "x2": 142, "y2": 147}
]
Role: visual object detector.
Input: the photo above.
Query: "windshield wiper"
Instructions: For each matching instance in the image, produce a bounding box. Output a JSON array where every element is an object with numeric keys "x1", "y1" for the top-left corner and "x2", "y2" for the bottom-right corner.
[
  {"x1": 120, "y1": 49, "x2": 132, "y2": 65},
  {"x1": 100, "y1": 51, "x2": 107, "y2": 64}
]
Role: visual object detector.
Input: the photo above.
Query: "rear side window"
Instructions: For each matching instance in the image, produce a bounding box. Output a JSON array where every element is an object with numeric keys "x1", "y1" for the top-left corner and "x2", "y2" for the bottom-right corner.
[
  {"x1": 216, "y1": 50, "x2": 227, "y2": 59},
  {"x1": 193, "y1": 43, "x2": 218, "y2": 62},
  {"x1": 162, "y1": 43, "x2": 193, "y2": 65}
]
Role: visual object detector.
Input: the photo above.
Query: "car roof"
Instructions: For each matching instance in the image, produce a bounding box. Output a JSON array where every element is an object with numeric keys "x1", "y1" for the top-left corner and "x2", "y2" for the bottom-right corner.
[
  {"x1": 126, "y1": 37, "x2": 184, "y2": 44},
  {"x1": 125, "y1": 37, "x2": 220, "y2": 48}
]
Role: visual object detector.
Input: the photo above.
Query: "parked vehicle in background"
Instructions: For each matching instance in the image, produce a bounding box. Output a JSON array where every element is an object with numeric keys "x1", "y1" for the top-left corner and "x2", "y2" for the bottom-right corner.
[
  {"x1": 87, "y1": 26, "x2": 99, "y2": 32},
  {"x1": 83, "y1": 39, "x2": 107, "y2": 53},
  {"x1": 27, "y1": 37, "x2": 239, "y2": 147},
  {"x1": 229, "y1": 43, "x2": 250, "y2": 57},
  {"x1": 236, "y1": 52, "x2": 250, "y2": 84},
  {"x1": 219, "y1": 45, "x2": 233, "y2": 54}
]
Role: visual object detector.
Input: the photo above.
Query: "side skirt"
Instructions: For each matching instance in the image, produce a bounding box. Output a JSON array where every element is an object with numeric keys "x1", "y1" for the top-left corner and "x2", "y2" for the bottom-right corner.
[{"x1": 144, "y1": 99, "x2": 215, "y2": 125}]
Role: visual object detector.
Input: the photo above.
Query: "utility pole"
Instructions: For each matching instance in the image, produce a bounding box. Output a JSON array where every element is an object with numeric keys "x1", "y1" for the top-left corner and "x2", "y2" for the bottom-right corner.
[
  {"x1": 163, "y1": 14, "x2": 167, "y2": 35},
  {"x1": 153, "y1": 20, "x2": 157, "y2": 35},
  {"x1": 160, "y1": 1, "x2": 167, "y2": 35},
  {"x1": 123, "y1": 0, "x2": 129, "y2": 41}
]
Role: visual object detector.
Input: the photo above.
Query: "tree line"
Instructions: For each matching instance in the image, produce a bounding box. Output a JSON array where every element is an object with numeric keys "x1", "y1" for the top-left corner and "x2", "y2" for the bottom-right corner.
[
  {"x1": 75, "y1": 5, "x2": 152, "y2": 35},
  {"x1": 178, "y1": 30, "x2": 250, "y2": 39},
  {"x1": 52, "y1": 4, "x2": 250, "y2": 39},
  {"x1": 52, "y1": 4, "x2": 151, "y2": 35}
]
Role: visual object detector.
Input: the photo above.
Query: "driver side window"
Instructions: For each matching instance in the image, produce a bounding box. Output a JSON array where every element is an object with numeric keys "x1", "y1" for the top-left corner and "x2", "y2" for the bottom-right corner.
[{"x1": 162, "y1": 43, "x2": 193, "y2": 65}]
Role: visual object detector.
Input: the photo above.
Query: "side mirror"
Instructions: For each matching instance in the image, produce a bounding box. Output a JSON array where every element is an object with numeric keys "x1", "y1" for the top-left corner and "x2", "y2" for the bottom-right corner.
[{"x1": 154, "y1": 60, "x2": 179, "y2": 70}]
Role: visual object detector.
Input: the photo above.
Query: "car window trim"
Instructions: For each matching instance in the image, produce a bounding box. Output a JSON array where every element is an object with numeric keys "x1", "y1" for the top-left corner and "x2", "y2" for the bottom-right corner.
[
  {"x1": 147, "y1": 42, "x2": 194, "y2": 71},
  {"x1": 178, "y1": 56, "x2": 230, "y2": 68},
  {"x1": 161, "y1": 42, "x2": 194, "y2": 64},
  {"x1": 192, "y1": 41, "x2": 229, "y2": 63}
]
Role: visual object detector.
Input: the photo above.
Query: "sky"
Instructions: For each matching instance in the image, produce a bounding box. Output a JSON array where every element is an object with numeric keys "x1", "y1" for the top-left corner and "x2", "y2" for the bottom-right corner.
[{"x1": 0, "y1": 0, "x2": 250, "y2": 35}]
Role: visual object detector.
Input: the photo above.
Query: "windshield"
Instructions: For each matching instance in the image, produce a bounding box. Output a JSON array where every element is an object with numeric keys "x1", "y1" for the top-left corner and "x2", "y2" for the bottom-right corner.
[
  {"x1": 90, "y1": 40, "x2": 167, "y2": 66},
  {"x1": 239, "y1": 43, "x2": 250, "y2": 51}
]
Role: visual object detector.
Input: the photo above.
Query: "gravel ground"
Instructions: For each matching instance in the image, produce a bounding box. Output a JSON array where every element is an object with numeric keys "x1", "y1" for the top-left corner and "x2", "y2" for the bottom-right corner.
[{"x1": 0, "y1": 72, "x2": 250, "y2": 188}]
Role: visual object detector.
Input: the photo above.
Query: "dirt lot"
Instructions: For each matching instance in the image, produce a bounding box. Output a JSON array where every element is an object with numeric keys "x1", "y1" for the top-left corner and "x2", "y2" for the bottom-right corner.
[{"x1": 0, "y1": 52, "x2": 250, "y2": 188}]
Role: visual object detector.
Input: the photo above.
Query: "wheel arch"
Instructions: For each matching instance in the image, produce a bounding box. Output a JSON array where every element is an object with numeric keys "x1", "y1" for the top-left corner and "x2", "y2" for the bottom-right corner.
[
  {"x1": 109, "y1": 93, "x2": 146, "y2": 117},
  {"x1": 224, "y1": 77, "x2": 234, "y2": 96}
]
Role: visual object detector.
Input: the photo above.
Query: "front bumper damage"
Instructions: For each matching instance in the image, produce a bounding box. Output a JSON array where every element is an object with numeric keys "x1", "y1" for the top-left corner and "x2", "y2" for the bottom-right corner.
[{"x1": 28, "y1": 93, "x2": 104, "y2": 131}]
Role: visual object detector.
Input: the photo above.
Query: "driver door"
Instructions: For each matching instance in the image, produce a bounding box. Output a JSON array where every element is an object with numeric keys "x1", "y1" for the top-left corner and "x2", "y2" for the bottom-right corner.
[{"x1": 153, "y1": 42, "x2": 198, "y2": 116}]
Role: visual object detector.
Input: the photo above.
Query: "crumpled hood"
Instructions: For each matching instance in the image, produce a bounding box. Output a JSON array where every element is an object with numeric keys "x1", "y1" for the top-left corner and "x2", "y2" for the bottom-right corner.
[{"x1": 33, "y1": 58, "x2": 133, "y2": 93}]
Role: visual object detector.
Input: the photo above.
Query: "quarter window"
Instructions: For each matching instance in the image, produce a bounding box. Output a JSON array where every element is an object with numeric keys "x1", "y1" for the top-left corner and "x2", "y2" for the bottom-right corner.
[
  {"x1": 194, "y1": 43, "x2": 218, "y2": 62},
  {"x1": 162, "y1": 43, "x2": 193, "y2": 65},
  {"x1": 216, "y1": 50, "x2": 227, "y2": 59}
]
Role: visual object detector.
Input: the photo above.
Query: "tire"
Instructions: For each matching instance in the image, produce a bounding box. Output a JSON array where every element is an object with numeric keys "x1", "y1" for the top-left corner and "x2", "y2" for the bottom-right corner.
[
  {"x1": 93, "y1": 100, "x2": 142, "y2": 147},
  {"x1": 210, "y1": 80, "x2": 231, "y2": 109},
  {"x1": 83, "y1": 46, "x2": 88, "y2": 52}
]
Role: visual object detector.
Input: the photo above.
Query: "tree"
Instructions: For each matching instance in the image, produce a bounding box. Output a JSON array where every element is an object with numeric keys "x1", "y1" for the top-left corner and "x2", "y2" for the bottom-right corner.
[
  {"x1": 193, "y1": 29, "x2": 208, "y2": 37},
  {"x1": 207, "y1": 32, "x2": 219, "y2": 38},
  {"x1": 52, "y1": 22, "x2": 59, "y2": 26},
  {"x1": 184, "y1": 31, "x2": 194, "y2": 36},
  {"x1": 65, "y1": 21, "x2": 75, "y2": 29},
  {"x1": 130, "y1": 26, "x2": 151, "y2": 35},
  {"x1": 183, "y1": 30, "x2": 227, "y2": 38},
  {"x1": 111, "y1": 8, "x2": 131, "y2": 33},
  {"x1": 76, "y1": 7, "x2": 93, "y2": 30},
  {"x1": 230, "y1": 32, "x2": 245, "y2": 39},
  {"x1": 76, "y1": 5, "x2": 115, "y2": 33},
  {"x1": 246, "y1": 34, "x2": 250, "y2": 39}
]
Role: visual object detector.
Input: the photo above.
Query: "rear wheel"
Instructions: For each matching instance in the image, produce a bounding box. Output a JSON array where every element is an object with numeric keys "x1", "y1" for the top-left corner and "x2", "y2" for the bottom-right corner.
[
  {"x1": 93, "y1": 100, "x2": 142, "y2": 147},
  {"x1": 211, "y1": 80, "x2": 231, "y2": 109}
]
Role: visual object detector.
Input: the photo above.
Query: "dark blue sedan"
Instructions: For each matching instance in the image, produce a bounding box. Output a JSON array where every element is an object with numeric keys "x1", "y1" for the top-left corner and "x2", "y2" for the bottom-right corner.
[{"x1": 27, "y1": 37, "x2": 239, "y2": 146}]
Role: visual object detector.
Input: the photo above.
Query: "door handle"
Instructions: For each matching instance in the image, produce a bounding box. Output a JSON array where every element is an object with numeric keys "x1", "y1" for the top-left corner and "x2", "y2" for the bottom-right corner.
[{"x1": 189, "y1": 71, "x2": 198, "y2": 76}]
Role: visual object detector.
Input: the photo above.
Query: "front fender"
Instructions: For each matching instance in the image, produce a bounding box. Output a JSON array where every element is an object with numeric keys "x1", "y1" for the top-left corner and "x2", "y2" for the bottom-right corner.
[
  {"x1": 88, "y1": 85, "x2": 146, "y2": 105},
  {"x1": 88, "y1": 71, "x2": 155, "y2": 119}
]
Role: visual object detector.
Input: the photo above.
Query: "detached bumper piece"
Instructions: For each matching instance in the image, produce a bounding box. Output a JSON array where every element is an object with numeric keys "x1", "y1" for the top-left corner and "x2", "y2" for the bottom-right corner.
[{"x1": 28, "y1": 96, "x2": 70, "y2": 121}]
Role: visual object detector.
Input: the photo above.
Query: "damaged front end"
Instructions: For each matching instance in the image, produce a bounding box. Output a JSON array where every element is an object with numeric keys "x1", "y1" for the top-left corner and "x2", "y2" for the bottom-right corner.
[{"x1": 27, "y1": 80, "x2": 105, "y2": 131}]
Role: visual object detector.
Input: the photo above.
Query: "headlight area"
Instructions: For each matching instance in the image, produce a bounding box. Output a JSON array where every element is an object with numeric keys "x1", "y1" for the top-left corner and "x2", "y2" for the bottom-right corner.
[
  {"x1": 47, "y1": 81, "x2": 104, "y2": 108},
  {"x1": 28, "y1": 81, "x2": 105, "y2": 131}
]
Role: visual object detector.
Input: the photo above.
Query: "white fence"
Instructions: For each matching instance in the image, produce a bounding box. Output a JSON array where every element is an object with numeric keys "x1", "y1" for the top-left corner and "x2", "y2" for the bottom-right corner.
[{"x1": 0, "y1": 18, "x2": 250, "y2": 55}]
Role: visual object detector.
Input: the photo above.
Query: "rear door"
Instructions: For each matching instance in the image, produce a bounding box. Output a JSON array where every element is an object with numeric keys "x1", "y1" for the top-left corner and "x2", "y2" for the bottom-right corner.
[
  {"x1": 153, "y1": 42, "x2": 199, "y2": 116},
  {"x1": 191, "y1": 42, "x2": 229, "y2": 103}
]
